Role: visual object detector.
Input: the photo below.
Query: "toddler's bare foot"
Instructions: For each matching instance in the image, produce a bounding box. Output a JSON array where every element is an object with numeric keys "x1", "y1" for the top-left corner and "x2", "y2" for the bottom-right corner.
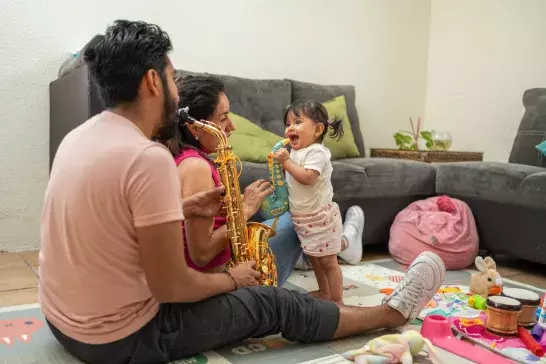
[{"x1": 308, "y1": 290, "x2": 331, "y2": 300}]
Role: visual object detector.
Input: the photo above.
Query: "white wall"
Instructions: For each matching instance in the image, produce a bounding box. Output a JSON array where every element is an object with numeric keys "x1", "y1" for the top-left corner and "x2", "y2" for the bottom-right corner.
[
  {"x1": 0, "y1": 0, "x2": 431, "y2": 251},
  {"x1": 424, "y1": 0, "x2": 546, "y2": 162}
]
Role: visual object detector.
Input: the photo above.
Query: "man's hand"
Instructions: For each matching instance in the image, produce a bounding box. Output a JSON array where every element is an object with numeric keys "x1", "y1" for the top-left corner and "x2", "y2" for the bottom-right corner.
[
  {"x1": 182, "y1": 186, "x2": 226, "y2": 218},
  {"x1": 273, "y1": 148, "x2": 290, "y2": 166},
  {"x1": 228, "y1": 260, "x2": 261, "y2": 288}
]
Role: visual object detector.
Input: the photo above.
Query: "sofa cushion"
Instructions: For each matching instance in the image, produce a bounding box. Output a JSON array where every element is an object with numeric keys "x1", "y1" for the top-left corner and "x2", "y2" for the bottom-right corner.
[
  {"x1": 322, "y1": 96, "x2": 361, "y2": 159},
  {"x1": 288, "y1": 79, "x2": 365, "y2": 157},
  {"x1": 435, "y1": 162, "x2": 546, "y2": 209},
  {"x1": 176, "y1": 69, "x2": 290, "y2": 137},
  {"x1": 239, "y1": 158, "x2": 435, "y2": 202},
  {"x1": 239, "y1": 162, "x2": 270, "y2": 190},
  {"x1": 509, "y1": 88, "x2": 546, "y2": 168},
  {"x1": 331, "y1": 158, "x2": 435, "y2": 200},
  {"x1": 226, "y1": 113, "x2": 282, "y2": 163}
]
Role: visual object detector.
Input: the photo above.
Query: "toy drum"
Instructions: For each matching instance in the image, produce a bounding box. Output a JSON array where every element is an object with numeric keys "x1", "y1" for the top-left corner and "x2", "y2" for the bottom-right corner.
[
  {"x1": 502, "y1": 287, "x2": 541, "y2": 328},
  {"x1": 486, "y1": 295, "x2": 522, "y2": 336}
]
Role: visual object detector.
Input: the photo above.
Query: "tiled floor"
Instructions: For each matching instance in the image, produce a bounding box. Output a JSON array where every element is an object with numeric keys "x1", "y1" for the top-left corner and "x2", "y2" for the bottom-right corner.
[
  {"x1": 0, "y1": 248, "x2": 544, "y2": 308},
  {"x1": 0, "y1": 251, "x2": 39, "y2": 307}
]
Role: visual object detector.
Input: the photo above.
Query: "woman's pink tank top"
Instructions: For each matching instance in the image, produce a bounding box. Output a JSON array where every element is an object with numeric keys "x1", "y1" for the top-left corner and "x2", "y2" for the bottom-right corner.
[{"x1": 174, "y1": 147, "x2": 230, "y2": 271}]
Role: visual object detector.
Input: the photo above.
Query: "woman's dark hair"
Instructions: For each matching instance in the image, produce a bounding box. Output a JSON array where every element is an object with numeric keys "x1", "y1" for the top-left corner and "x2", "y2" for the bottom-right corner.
[
  {"x1": 161, "y1": 75, "x2": 226, "y2": 156},
  {"x1": 284, "y1": 100, "x2": 344, "y2": 142},
  {"x1": 84, "y1": 20, "x2": 172, "y2": 108}
]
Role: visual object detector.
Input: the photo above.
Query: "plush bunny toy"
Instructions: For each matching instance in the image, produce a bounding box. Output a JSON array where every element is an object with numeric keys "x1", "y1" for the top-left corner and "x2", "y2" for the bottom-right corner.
[
  {"x1": 342, "y1": 330, "x2": 442, "y2": 364},
  {"x1": 469, "y1": 256, "x2": 503, "y2": 298}
]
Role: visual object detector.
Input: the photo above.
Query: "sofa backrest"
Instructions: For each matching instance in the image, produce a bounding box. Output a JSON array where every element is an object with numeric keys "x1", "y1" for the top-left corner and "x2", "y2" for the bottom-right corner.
[
  {"x1": 175, "y1": 69, "x2": 365, "y2": 157},
  {"x1": 509, "y1": 88, "x2": 546, "y2": 168}
]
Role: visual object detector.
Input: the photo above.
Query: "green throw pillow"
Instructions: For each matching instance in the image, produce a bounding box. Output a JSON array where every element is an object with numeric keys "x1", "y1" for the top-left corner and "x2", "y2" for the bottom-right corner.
[
  {"x1": 536, "y1": 140, "x2": 546, "y2": 156},
  {"x1": 225, "y1": 113, "x2": 283, "y2": 163},
  {"x1": 322, "y1": 95, "x2": 361, "y2": 159}
]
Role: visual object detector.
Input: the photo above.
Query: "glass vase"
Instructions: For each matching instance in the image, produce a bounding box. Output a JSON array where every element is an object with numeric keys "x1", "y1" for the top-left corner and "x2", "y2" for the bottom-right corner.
[{"x1": 431, "y1": 130, "x2": 452, "y2": 151}]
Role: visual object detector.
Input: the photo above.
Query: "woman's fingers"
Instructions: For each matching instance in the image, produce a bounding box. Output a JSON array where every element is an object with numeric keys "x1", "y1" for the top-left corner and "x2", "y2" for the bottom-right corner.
[{"x1": 254, "y1": 179, "x2": 271, "y2": 189}]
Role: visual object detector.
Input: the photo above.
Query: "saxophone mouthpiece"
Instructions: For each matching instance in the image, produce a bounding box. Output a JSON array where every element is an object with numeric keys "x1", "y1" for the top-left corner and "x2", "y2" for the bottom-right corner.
[{"x1": 176, "y1": 107, "x2": 197, "y2": 125}]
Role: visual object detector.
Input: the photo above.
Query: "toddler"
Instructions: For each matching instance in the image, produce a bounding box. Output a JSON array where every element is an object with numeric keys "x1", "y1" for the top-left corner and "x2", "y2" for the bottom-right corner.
[{"x1": 274, "y1": 99, "x2": 345, "y2": 303}]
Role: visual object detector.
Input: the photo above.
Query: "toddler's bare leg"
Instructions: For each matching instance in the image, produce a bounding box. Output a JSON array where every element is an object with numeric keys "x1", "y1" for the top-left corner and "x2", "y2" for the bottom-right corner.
[
  {"x1": 308, "y1": 256, "x2": 331, "y2": 300},
  {"x1": 318, "y1": 254, "x2": 343, "y2": 303}
]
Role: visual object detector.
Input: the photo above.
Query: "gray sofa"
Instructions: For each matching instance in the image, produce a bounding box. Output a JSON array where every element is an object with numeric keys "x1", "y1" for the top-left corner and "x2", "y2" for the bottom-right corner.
[
  {"x1": 435, "y1": 88, "x2": 546, "y2": 265},
  {"x1": 176, "y1": 71, "x2": 546, "y2": 265},
  {"x1": 176, "y1": 69, "x2": 436, "y2": 246},
  {"x1": 49, "y1": 64, "x2": 546, "y2": 265}
]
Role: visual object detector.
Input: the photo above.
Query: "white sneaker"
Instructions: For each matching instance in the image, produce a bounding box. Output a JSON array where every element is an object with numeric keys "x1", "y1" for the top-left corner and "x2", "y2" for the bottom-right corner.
[
  {"x1": 338, "y1": 206, "x2": 364, "y2": 265},
  {"x1": 382, "y1": 251, "x2": 446, "y2": 322}
]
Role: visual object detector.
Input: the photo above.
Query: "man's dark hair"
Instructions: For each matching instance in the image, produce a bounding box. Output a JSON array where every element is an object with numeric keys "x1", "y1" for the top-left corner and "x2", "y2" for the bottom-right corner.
[
  {"x1": 159, "y1": 75, "x2": 226, "y2": 156},
  {"x1": 84, "y1": 20, "x2": 172, "y2": 108}
]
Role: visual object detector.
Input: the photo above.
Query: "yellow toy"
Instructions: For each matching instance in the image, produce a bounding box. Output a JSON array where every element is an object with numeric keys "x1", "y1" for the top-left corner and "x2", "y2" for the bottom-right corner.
[{"x1": 342, "y1": 330, "x2": 442, "y2": 364}]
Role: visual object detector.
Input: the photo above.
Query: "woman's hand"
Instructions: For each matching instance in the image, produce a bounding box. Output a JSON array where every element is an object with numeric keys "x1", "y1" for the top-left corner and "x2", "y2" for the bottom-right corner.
[
  {"x1": 242, "y1": 179, "x2": 273, "y2": 220},
  {"x1": 227, "y1": 260, "x2": 261, "y2": 288},
  {"x1": 182, "y1": 186, "x2": 226, "y2": 218}
]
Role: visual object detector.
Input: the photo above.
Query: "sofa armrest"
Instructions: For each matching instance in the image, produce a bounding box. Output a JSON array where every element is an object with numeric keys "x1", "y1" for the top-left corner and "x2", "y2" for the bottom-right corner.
[
  {"x1": 521, "y1": 171, "x2": 546, "y2": 207},
  {"x1": 436, "y1": 162, "x2": 546, "y2": 209}
]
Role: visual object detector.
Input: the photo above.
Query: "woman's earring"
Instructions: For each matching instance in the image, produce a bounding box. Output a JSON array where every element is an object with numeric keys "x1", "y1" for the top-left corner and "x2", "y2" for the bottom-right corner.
[{"x1": 195, "y1": 135, "x2": 199, "y2": 141}]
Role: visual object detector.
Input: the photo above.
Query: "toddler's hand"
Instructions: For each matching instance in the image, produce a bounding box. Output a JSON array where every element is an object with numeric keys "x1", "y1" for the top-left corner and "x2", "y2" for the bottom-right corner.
[{"x1": 274, "y1": 148, "x2": 290, "y2": 165}]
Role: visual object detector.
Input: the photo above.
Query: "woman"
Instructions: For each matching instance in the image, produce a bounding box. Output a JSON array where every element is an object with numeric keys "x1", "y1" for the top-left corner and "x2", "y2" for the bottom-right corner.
[{"x1": 159, "y1": 75, "x2": 364, "y2": 285}]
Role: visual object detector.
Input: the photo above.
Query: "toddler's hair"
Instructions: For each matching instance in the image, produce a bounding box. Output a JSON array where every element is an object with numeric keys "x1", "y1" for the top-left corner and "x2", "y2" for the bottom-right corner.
[{"x1": 284, "y1": 100, "x2": 344, "y2": 142}]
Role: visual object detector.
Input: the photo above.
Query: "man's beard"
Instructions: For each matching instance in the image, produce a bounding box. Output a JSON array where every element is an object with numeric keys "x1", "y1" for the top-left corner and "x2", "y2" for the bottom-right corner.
[{"x1": 155, "y1": 87, "x2": 178, "y2": 141}]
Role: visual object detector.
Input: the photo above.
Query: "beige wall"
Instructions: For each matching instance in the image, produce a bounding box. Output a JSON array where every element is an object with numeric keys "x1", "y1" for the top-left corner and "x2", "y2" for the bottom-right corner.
[
  {"x1": 424, "y1": 0, "x2": 546, "y2": 162},
  {"x1": 0, "y1": 0, "x2": 431, "y2": 251}
]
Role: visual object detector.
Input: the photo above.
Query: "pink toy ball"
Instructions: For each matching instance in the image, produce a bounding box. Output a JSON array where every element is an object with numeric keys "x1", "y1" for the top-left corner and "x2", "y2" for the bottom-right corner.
[{"x1": 389, "y1": 195, "x2": 479, "y2": 270}]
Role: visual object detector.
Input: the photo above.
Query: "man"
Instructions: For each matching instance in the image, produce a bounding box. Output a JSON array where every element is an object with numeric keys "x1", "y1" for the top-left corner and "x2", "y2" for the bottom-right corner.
[{"x1": 40, "y1": 19, "x2": 446, "y2": 364}]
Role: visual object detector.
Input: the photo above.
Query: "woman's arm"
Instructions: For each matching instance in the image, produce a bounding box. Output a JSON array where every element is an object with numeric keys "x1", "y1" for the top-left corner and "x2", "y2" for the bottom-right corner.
[{"x1": 178, "y1": 158, "x2": 230, "y2": 267}]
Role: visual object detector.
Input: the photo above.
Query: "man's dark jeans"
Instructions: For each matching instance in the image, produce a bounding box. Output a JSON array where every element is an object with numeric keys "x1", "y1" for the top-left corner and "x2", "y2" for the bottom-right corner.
[{"x1": 48, "y1": 287, "x2": 340, "y2": 364}]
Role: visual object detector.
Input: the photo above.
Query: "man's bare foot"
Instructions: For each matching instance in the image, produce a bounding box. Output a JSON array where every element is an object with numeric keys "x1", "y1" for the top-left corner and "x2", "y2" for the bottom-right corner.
[{"x1": 308, "y1": 290, "x2": 330, "y2": 300}]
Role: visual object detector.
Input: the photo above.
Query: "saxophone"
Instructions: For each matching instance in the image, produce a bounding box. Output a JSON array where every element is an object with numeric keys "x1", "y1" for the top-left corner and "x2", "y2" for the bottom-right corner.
[
  {"x1": 177, "y1": 107, "x2": 278, "y2": 286},
  {"x1": 259, "y1": 138, "x2": 290, "y2": 220}
]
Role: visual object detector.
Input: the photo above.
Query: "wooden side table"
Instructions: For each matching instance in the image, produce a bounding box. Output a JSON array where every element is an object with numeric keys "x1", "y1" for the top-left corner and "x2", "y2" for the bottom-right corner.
[{"x1": 370, "y1": 148, "x2": 483, "y2": 163}]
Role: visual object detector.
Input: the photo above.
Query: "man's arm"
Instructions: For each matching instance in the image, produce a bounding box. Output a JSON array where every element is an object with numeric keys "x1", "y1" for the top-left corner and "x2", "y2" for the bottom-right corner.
[
  {"x1": 127, "y1": 145, "x2": 257, "y2": 303},
  {"x1": 137, "y1": 220, "x2": 235, "y2": 302}
]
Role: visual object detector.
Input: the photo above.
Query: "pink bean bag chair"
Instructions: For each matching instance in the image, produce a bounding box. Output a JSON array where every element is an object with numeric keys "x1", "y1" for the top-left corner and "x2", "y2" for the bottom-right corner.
[{"x1": 389, "y1": 195, "x2": 479, "y2": 270}]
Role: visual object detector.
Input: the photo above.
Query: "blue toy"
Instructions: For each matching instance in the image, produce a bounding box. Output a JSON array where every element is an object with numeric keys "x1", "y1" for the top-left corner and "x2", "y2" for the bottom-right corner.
[{"x1": 259, "y1": 138, "x2": 290, "y2": 220}]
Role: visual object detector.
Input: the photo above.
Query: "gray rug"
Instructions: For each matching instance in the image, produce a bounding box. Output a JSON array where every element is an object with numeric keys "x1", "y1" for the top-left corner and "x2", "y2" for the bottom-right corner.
[{"x1": 0, "y1": 259, "x2": 542, "y2": 364}]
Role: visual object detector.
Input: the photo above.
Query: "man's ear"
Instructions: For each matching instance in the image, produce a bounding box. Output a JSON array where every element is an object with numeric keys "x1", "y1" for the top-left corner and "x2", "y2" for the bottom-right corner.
[{"x1": 142, "y1": 69, "x2": 162, "y2": 97}]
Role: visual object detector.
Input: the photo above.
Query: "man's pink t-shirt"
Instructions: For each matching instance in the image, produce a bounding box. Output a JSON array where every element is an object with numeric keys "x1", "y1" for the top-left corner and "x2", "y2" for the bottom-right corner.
[{"x1": 39, "y1": 110, "x2": 184, "y2": 344}]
